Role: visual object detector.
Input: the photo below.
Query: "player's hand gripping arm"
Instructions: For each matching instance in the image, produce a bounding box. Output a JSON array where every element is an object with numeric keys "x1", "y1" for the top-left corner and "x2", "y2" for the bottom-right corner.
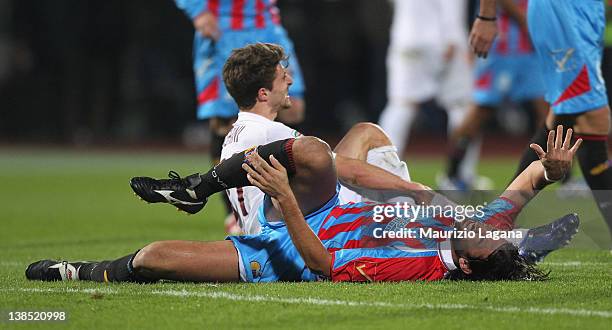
[
  {"x1": 501, "y1": 125, "x2": 582, "y2": 209},
  {"x1": 242, "y1": 153, "x2": 332, "y2": 277},
  {"x1": 470, "y1": 0, "x2": 498, "y2": 58},
  {"x1": 335, "y1": 155, "x2": 433, "y2": 204}
]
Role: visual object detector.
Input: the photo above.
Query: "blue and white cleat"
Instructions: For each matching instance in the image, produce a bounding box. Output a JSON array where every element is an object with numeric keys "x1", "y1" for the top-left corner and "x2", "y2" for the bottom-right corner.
[{"x1": 519, "y1": 213, "x2": 580, "y2": 263}]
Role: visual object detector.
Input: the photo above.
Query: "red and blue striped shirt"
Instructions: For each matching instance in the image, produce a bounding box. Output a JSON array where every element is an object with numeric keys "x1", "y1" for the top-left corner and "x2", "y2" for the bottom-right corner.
[{"x1": 175, "y1": 0, "x2": 281, "y2": 30}]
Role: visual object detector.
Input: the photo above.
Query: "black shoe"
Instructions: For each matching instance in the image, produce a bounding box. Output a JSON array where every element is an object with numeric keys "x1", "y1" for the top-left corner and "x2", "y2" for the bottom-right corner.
[
  {"x1": 519, "y1": 213, "x2": 580, "y2": 263},
  {"x1": 26, "y1": 260, "x2": 85, "y2": 281},
  {"x1": 130, "y1": 171, "x2": 206, "y2": 214}
]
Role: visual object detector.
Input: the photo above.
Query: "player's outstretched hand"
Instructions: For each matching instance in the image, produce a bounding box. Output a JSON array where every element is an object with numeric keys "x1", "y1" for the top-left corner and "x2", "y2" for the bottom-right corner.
[
  {"x1": 242, "y1": 152, "x2": 293, "y2": 200},
  {"x1": 530, "y1": 125, "x2": 583, "y2": 182}
]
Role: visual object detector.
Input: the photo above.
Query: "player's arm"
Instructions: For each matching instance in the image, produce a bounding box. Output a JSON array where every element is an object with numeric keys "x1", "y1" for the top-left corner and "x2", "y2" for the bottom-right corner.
[
  {"x1": 242, "y1": 153, "x2": 332, "y2": 277},
  {"x1": 335, "y1": 155, "x2": 433, "y2": 204},
  {"x1": 470, "y1": 0, "x2": 498, "y2": 58},
  {"x1": 174, "y1": 0, "x2": 220, "y2": 40},
  {"x1": 501, "y1": 126, "x2": 582, "y2": 209}
]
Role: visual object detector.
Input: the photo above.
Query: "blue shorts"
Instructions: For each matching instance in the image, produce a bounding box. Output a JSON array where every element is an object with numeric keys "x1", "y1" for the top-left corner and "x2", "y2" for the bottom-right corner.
[
  {"x1": 227, "y1": 188, "x2": 340, "y2": 283},
  {"x1": 193, "y1": 26, "x2": 305, "y2": 120},
  {"x1": 473, "y1": 54, "x2": 545, "y2": 106},
  {"x1": 527, "y1": 0, "x2": 608, "y2": 114}
]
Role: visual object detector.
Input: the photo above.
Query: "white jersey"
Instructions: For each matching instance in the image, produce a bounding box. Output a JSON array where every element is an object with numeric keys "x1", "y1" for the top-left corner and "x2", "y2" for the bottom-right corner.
[
  {"x1": 389, "y1": 0, "x2": 467, "y2": 49},
  {"x1": 221, "y1": 112, "x2": 301, "y2": 235}
]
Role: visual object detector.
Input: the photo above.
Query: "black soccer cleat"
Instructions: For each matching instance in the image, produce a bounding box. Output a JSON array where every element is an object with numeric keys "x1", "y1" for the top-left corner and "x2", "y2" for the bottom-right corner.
[
  {"x1": 519, "y1": 213, "x2": 580, "y2": 263},
  {"x1": 26, "y1": 260, "x2": 85, "y2": 281},
  {"x1": 130, "y1": 171, "x2": 206, "y2": 214}
]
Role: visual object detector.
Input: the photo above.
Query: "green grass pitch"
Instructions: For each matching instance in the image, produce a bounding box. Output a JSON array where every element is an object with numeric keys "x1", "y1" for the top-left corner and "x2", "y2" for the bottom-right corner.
[{"x1": 0, "y1": 148, "x2": 610, "y2": 329}]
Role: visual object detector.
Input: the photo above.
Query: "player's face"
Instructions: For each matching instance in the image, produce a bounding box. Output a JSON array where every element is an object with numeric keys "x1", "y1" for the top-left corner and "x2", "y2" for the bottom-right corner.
[{"x1": 268, "y1": 64, "x2": 293, "y2": 111}]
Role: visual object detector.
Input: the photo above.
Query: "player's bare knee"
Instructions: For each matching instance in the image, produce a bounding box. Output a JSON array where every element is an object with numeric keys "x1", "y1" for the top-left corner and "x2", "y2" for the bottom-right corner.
[
  {"x1": 133, "y1": 241, "x2": 166, "y2": 271},
  {"x1": 352, "y1": 122, "x2": 392, "y2": 148},
  {"x1": 293, "y1": 136, "x2": 333, "y2": 171}
]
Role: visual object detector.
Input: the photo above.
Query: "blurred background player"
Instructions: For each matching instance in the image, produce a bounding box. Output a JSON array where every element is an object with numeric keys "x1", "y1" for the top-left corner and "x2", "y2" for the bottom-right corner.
[
  {"x1": 378, "y1": 0, "x2": 485, "y2": 189},
  {"x1": 174, "y1": 0, "x2": 306, "y2": 232},
  {"x1": 471, "y1": 0, "x2": 612, "y2": 241},
  {"x1": 440, "y1": 0, "x2": 547, "y2": 190}
]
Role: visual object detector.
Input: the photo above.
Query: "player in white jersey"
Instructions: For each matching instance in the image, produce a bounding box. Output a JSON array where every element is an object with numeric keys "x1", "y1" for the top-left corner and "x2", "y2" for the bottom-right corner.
[
  {"x1": 222, "y1": 111, "x2": 419, "y2": 234},
  {"x1": 220, "y1": 111, "x2": 301, "y2": 234},
  {"x1": 131, "y1": 43, "x2": 431, "y2": 235},
  {"x1": 378, "y1": 0, "x2": 485, "y2": 188}
]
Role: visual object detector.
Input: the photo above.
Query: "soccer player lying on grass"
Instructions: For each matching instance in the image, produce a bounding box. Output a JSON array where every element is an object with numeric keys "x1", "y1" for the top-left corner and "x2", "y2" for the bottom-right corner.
[
  {"x1": 26, "y1": 125, "x2": 581, "y2": 283},
  {"x1": 125, "y1": 43, "x2": 570, "y2": 251}
]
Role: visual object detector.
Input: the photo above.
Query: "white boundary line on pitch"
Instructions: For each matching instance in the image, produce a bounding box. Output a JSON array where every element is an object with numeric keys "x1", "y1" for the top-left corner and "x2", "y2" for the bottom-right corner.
[
  {"x1": 3, "y1": 287, "x2": 611, "y2": 319},
  {"x1": 542, "y1": 261, "x2": 611, "y2": 267},
  {"x1": 3, "y1": 261, "x2": 611, "y2": 267}
]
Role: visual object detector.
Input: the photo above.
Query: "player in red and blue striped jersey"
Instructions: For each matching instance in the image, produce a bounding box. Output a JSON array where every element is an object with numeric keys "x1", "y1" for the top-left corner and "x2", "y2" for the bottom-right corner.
[
  {"x1": 235, "y1": 128, "x2": 579, "y2": 282},
  {"x1": 26, "y1": 126, "x2": 580, "y2": 283},
  {"x1": 174, "y1": 0, "x2": 305, "y2": 123}
]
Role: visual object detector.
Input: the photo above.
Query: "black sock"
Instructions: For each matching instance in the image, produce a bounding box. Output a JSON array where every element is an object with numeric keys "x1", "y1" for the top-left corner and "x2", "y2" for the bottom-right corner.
[
  {"x1": 210, "y1": 130, "x2": 224, "y2": 161},
  {"x1": 194, "y1": 138, "x2": 296, "y2": 198},
  {"x1": 512, "y1": 126, "x2": 549, "y2": 181},
  {"x1": 446, "y1": 136, "x2": 471, "y2": 179},
  {"x1": 78, "y1": 251, "x2": 154, "y2": 283},
  {"x1": 575, "y1": 135, "x2": 612, "y2": 238},
  {"x1": 210, "y1": 133, "x2": 234, "y2": 214}
]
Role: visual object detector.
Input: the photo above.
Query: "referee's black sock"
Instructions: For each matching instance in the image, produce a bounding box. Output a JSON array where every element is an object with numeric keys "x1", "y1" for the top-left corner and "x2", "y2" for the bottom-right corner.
[
  {"x1": 78, "y1": 251, "x2": 155, "y2": 283},
  {"x1": 194, "y1": 138, "x2": 296, "y2": 198},
  {"x1": 575, "y1": 135, "x2": 612, "y2": 238}
]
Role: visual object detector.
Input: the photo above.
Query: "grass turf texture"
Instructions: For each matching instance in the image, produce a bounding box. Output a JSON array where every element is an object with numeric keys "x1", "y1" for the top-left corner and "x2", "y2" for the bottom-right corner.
[{"x1": 0, "y1": 148, "x2": 610, "y2": 329}]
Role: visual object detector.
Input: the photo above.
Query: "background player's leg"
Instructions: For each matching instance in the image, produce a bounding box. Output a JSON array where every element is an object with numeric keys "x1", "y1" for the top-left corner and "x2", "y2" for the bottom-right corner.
[
  {"x1": 444, "y1": 105, "x2": 492, "y2": 186},
  {"x1": 132, "y1": 240, "x2": 239, "y2": 282},
  {"x1": 378, "y1": 100, "x2": 417, "y2": 156},
  {"x1": 573, "y1": 107, "x2": 612, "y2": 239},
  {"x1": 511, "y1": 109, "x2": 556, "y2": 181}
]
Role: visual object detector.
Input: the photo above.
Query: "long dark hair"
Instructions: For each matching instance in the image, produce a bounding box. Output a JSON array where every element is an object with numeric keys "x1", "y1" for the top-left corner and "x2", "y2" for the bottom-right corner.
[{"x1": 445, "y1": 243, "x2": 550, "y2": 281}]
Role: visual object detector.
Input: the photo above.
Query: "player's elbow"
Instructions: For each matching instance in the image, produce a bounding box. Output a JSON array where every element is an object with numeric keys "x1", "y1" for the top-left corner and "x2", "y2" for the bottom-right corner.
[{"x1": 306, "y1": 255, "x2": 332, "y2": 278}]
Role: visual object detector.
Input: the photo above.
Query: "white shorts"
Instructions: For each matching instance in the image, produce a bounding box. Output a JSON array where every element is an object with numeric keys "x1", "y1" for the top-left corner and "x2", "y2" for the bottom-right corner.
[{"x1": 386, "y1": 45, "x2": 472, "y2": 109}]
